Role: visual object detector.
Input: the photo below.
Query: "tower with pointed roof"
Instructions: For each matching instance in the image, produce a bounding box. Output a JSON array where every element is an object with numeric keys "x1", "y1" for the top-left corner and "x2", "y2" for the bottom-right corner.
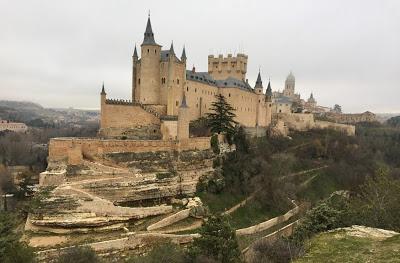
[
  {"x1": 132, "y1": 45, "x2": 138, "y2": 102},
  {"x1": 137, "y1": 15, "x2": 162, "y2": 104},
  {"x1": 177, "y1": 92, "x2": 189, "y2": 140},
  {"x1": 100, "y1": 82, "x2": 107, "y2": 130}
]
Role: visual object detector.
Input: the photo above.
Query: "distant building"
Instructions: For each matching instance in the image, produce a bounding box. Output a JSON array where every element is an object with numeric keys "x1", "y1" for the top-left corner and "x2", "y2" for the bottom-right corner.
[{"x1": 0, "y1": 120, "x2": 28, "y2": 132}]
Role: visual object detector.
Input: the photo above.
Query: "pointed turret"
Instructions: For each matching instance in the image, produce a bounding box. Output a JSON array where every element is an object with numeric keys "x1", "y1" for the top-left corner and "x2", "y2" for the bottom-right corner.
[
  {"x1": 266, "y1": 80, "x2": 272, "y2": 97},
  {"x1": 255, "y1": 71, "x2": 263, "y2": 87},
  {"x1": 180, "y1": 92, "x2": 188, "y2": 108},
  {"x1": 133, "y1": 45, "x2": 138, "y2": 59},
  {"x1": 169, "y1": 42, "x2": 175, "y2": 56},
  {"x1": 101, "y1": 82, "x2": 106, "y2": 95},
  {"x1": 308, "y1": 92, "x2": 316, "y2": 103},
  {"x1": 142, "y1": 15, "x2": 157, "y2": 45},
  {"x1": 181, "y1": 46, "x2": 187, "y2": 62}
]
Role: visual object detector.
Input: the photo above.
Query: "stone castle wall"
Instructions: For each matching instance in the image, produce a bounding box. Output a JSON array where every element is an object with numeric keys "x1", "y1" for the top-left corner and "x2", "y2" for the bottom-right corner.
[
  {"x1": 48, "y1": 137, "x2": 211, "y2": 162},
  {"x1": 100, "y1": 103, "x2": 161, "y2": 139}
]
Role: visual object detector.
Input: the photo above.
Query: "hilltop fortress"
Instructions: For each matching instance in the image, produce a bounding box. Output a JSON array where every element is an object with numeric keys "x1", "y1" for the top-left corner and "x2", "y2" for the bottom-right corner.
[{"x1": 99, "y1": 16, "x2": 273, "y2": 140}]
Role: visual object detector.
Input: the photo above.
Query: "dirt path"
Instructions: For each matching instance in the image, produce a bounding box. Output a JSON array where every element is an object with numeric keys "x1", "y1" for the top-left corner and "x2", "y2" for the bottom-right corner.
[{"x1": 281, "y1": 165, "x2": 329, "y2": 181}]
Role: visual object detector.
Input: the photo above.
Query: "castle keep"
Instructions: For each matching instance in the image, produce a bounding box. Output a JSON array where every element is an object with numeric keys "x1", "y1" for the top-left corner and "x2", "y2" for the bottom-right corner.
[{"x1": 99, "y1": 16, "x2": 273, "y2": 140}]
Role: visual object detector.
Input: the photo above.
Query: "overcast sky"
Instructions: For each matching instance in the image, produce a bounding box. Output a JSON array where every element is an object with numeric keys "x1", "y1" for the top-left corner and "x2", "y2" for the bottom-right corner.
[{"x1": 0, "y1": 0, "x2": 399, "y2": 113}]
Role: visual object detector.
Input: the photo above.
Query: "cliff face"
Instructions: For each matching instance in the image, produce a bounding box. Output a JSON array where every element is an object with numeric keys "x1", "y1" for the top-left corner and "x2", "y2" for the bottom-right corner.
[{"x1": 29, "y1": 148, "x2": 215, "y2": 232}]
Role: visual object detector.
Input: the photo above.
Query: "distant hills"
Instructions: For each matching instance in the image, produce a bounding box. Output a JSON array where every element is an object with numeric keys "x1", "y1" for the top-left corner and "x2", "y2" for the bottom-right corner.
[{"x1": 0, "y1": 100, "x2": 99, "y2": 127}]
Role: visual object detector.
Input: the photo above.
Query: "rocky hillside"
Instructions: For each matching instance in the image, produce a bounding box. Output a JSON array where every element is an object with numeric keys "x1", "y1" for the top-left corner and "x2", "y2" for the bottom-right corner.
[{"x1": 295, "y1": 226, "x2": 400, "y2": 262}]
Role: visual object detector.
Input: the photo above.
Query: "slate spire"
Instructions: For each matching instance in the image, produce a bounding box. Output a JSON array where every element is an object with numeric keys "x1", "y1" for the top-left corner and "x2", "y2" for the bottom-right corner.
[
  {"x1": 101, "y1": 82, "x2": 106, "y2": 95},
  {"x1": 133, "y1": 45, "x2": 138, "y2": 58},
  {"x1": 255, "y1": 70, "x2": 263, "y2": 89},
  {"x1": 142, "y1": 15, "x2": 157, "y2": 45},
  {"x1": 180, "y1": 92, "x2": 188, "y2": 108},
  {"x1": 266, "y1": 79, "x2": 272, "y2": 96},
  {"x1": 169, "y1": 41, "x2": 175, "y2": 56},
  {"x1": 181, "y1": 45, "x2": 187, "y2": 61}
]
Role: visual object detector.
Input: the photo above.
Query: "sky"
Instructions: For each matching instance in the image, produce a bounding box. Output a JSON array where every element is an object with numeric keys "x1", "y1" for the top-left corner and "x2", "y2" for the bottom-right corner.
[{"x1": 0, "y1": 0, "x2": 399, "y2": 113}]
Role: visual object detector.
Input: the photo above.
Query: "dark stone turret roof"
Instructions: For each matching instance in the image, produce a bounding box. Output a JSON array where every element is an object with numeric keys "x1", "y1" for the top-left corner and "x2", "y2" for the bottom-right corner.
[
  {"x1": 185, "y1": 70, "x2": 253, "y2": 92},
  {"x1": 169, "y1": 42, "x2": 175, "y2": 56},
  {"x1": 101, "y1": 82, "x2": 106, "y2": 95},
  {"x1": 266, "y1": 80, "x2": 272, "y2": 96},
  {"x1": 180, "y1": 93, "x2": 188, "y2": 108},
  {"x1": 133, "y1": 45, "x2": 138, "y2": 58},
  {"x1": 181, "y1": 46, "x2": 187, "y2": 61},
  {"x1": 255, "y1": 71, "x2": 263, "y2": 87},
  {"x1": 142, "y1": 17, "x2": 158, "y2": 46}
]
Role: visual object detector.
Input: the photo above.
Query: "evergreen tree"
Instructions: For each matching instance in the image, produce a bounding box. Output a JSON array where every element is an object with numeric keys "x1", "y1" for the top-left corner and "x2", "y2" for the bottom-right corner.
[
  {"x1": 206, "y1": 94, "x2": 238, "y2": 139},
  {"x1": 189, "y1": 215, "x2": 241, "y2": 263}
]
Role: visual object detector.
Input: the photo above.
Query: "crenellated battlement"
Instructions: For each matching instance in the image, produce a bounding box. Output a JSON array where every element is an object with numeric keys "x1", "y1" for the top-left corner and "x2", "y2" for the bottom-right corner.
[{"x1": 208, "y1": 53, "x2": 248, "y2": 81}]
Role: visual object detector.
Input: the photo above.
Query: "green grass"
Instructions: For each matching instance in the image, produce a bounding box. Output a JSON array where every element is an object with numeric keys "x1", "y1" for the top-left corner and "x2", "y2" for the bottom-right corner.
[
  {"x1": 197, "y1": 191, "x2": 245, "y2": 214},
  {"x1": 226, "y1": 200, "x2": 281, "y2": 230},
  {"x1": 295, "y1": 231, "x2": 400, "y2": 263},
  {"x1": 297, "y1": 171, "x2": 339, "y2": 203}
]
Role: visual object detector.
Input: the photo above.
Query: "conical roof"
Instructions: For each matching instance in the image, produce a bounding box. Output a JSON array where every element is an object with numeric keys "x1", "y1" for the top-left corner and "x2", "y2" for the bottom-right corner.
[
  {"x1": 142, "y1": 16, "x2": 157, "y2": 45},
  {"x1": 181, "y1": 46, "x2": 187, "y2": 61},
  {"x1": 169, "y1": 42, "x2": 175, "y2": 56},
  {"x1": 266, "y1": 80, "x2": 272, "y2": 96},
  {"x1": 133, "y1": 45, "x2": 138, "y2": 58},
  {"x1": 254, "y1": 71, "x2": 263, "y2": 89},
  {"x1": 101, "y1": 82, "x2": 106, "y2": 95},
  {"x1": 180, "y1": 93, "x2": 188, "y2": 108}
]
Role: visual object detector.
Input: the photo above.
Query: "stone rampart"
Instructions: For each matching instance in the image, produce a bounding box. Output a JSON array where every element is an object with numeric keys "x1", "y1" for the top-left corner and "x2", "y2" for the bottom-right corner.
[
  {"x1": 147, "y1": 209, "x2": 191, "y2": 231},
  {"x1": 236, "y1": 206, "x2": 299, "y2": 236},
  {"x1": 48, "y1": 137, "x2": 211, "y2": 162}
]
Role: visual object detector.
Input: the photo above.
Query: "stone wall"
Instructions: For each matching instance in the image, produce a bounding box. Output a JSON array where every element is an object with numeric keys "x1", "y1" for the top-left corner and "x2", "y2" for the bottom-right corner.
[
  {"x1": 48, "y1": 137, "x2": 211, "y2": 162},
  {"x1": 99, "y1": 103, "x2": 160, "y2": 139}
]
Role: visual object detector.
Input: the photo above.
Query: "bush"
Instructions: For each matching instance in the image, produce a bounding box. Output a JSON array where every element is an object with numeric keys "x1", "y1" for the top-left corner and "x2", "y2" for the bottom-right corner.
[
  {"x1": 188, "y1": 215, "x2": 241, "y2": 263},
  {"x1": 56, "y1": 246, "x2": 100, "y2": 263},
  {"x1": 0, "y1": 212, "x2": 35, "y2": 263},
  {"x1": 128, "y1": 243, "x2": 186, "y2": 263},
  {"x1": 210, "y1": 134, "x2": 220, "y2": 154},
  {"x1": 250, "y1": 238, "x2": 304, "y2": 263}
]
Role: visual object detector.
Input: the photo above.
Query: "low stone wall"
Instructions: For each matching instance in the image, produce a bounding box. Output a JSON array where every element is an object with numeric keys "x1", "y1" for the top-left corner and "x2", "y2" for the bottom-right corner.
[
  {"x1": 244, "y1": 126, "x2": 268, "y2": 138},
  {"x1": 236, "y1": 206, "x2": 299, "y2": 236},
  {"x1": 147, "y1": 209, "x2": 191, "y2": 231},
  {"x1": 48, "y1": 137, "x2": 211, "y2": 163},
  {"x1": 36, "y1": 232, "x2": 200, "y2": 262},
  {"x1": 243, "y1": 220, "x2": 299, "y2": 262},
  {"x1": 39, "y1": 171, "x2": 66, "y2": 186}
]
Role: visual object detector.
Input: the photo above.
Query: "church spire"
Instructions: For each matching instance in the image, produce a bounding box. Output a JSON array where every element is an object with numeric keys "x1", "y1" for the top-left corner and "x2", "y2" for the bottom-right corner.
[
  {"x1": 142, "y1": 15, "x2": 157, "y2": 45},
  {"x1": 181, "y1": 45, "x2": 187, "y2": 62}
]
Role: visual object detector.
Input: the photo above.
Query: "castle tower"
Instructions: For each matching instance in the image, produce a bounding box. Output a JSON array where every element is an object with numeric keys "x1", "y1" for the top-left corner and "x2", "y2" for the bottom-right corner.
[
  {"x1": 181, "y1": 46, "x2": 187, "y2": 64},
  {"x1": 167, "y1": 42, "x2": 177, "y2": 116},
  {"x1": 177, "y1": 93, "x2": 189, "y2": 140},
  {"x1": 265, "y1": 80, "x2": 273, "y2": 127},
  {"x1": 138, "y1": 15, "x2": 161, "y2": 104},
  {"x1": 208, "y1": 53, "x2": 248, "y2": 81},
  {"x1": 100, "y1": 83, "x2": 107, "y2": 129},
  {"x1": 254, "y1": 71, "x2": 265, "y2": 127},
  {"x1": 132, "y1": 45, "x2": 138, "y2": 102},
  {"x1": 283, "y1": 71, "x2": 295, "y2": 97}
]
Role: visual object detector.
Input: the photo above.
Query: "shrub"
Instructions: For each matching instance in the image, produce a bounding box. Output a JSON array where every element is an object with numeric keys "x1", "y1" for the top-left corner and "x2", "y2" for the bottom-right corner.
[
  {"x1": 128, "y1": 243, "x2": 186, "y2": 263},
  {"x1": 56, "y1": 246, "x2": 100, "y2": 263},
  {"x1": 188, "y1": 215, "x2": 241, "y2": 263},
  {"x1": 210, "y1": 134, "x2": 220, "y2": 154},
  {"x1": 250, "y1": 238, "x2": 304, "y2": 263}
]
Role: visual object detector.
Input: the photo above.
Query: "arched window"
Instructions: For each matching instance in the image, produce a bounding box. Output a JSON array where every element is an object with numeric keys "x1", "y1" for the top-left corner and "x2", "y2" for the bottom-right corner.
[
  {"x1": 138, "y1": 78, "x2": 141, "y2": 85},
  {"x1": 147, "y1": 49, "x2": 149, "y2": 53},
  {"x1": 177, "y1": 79, "x2": 180, "y2": 84}
]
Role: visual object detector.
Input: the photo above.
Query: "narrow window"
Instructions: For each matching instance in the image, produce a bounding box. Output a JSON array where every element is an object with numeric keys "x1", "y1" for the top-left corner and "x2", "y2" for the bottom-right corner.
[{"x1": 147, "y1": 49, "x2": 149, "y2": 53}]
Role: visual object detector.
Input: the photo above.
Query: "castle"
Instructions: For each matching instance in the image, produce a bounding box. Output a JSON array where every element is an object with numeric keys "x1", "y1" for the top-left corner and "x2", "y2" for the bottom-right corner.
[{"x1": 99, "y1": 16, "x2": 275, "y2": 140}]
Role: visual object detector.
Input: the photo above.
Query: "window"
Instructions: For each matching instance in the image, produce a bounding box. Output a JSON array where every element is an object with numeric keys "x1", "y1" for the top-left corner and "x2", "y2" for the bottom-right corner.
[
  {"x1": 176, "y1": 101, "x2": 178, "y2": 106},
  {"x1": 229, "y1": 93, "x2": 231, "y2": 97},
  {"x1": 187, "y1": 87, "x2": 189, "y2": 91},
  {"x1": 195, "y1": 88, "x2": 197, "y2": 93},
  {"x1": 138, "y1": 78, "x2": 141, "y2": 85},
  {"x1": 177, "y1": 79, "x2": 179, "y2": 84},
  {"x1": 147, "y1": 49, "x2": 149, "y2": 53},
  {"x1": 154, "y1": 50, "x2": 156, "y2": 54}
]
